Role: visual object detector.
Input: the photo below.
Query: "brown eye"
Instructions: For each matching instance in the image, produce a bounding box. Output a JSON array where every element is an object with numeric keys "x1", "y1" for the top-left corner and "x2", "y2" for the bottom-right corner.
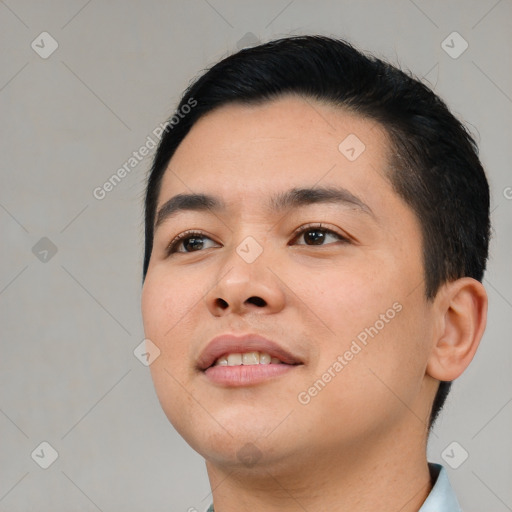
[
  {"x1": 167, "y1": 231, "x2": 219, "y2": 255},
  {"x1": 293, "y1": 224, "x2": 348, "y2": 246}
]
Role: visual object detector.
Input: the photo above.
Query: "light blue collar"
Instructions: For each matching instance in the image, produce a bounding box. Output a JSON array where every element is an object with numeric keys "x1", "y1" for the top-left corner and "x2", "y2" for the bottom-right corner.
[
  {"x1": 206, "y1": 462, "x2": 461, "y2": 512},
  {"x1": 419, "y1": 463, "x2": 462, "y2": 511}
]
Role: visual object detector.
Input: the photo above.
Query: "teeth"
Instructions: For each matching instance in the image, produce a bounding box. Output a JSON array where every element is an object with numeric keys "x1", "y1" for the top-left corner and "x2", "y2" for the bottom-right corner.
[
  {"x1": 227, "y1": 353, "x2": 243, "y2": 366},
  {"x1": 242, "y1": 352, "x2": 259, "y2": 365},
  {"x1": 259, "y1": 353, "x2": 271, "y2": 365},
  {"x1": 213, "y1": 352, "x2": 281, "y2": 366}
]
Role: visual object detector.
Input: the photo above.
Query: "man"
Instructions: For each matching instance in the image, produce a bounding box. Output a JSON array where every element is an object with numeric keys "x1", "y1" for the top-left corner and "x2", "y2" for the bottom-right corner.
[{"x1": 140, "y1": 35, "x2": 489, "y2": 511}]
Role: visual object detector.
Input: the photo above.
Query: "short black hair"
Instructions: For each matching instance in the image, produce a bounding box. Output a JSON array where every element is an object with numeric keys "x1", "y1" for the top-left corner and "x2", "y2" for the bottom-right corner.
[{"x1": 142, "y1": 35, "x2": 490, "y2": 431}]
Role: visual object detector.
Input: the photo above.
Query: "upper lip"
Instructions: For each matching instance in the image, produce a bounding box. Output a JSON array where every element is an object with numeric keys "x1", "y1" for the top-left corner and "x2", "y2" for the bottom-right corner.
[{"x1": 197, "y1": 333, "x2": 303, "y2": 370}]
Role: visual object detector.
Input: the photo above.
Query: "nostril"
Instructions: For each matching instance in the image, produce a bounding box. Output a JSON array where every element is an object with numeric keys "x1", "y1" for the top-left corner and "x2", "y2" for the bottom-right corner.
[
  {"x1": 215, "y1": 298, "x2": 229, "y2": 309},
  {"x1": 248, "y1": 296, "x2": 266, "y2": 307}
]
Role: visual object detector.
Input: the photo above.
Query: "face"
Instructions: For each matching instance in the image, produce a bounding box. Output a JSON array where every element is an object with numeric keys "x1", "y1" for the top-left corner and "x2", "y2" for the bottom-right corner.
[{"x1": 141, "y1": 95, "x2": 438, "y2": 470}]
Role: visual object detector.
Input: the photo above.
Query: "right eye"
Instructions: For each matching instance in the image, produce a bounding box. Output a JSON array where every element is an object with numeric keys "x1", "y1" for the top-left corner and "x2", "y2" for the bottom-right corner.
[{"x1": 166, "y1": 230, "x2": 220, "y2": 255}]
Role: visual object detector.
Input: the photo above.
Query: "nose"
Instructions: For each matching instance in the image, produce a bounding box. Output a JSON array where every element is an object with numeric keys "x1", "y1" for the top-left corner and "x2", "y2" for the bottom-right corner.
[{"x1": 204, "y1": 238, "x2": 286, "y2": 317}]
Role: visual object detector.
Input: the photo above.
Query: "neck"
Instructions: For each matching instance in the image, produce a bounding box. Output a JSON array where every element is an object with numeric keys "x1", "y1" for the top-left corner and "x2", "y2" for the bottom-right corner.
[{"x1": 205, "y1": 425, "x2": 432, "y2": 512}]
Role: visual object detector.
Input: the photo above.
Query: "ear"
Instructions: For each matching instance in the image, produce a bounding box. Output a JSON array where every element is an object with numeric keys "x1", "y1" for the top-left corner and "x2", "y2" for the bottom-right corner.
[{"x1": 426, "y1": 277, "x2": 488, "y2": 381}]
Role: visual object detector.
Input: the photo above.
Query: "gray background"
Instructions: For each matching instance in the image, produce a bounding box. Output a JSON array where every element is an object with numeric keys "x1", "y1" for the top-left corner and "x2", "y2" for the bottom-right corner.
[{"x1": 1, "y1": 1, "x2": 511, "y2": 511}]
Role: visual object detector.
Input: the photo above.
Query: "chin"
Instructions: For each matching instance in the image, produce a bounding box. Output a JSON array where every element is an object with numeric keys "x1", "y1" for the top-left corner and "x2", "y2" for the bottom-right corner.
[{"x1": 172, "y1": 412, "x2": 296, "y2": 464}]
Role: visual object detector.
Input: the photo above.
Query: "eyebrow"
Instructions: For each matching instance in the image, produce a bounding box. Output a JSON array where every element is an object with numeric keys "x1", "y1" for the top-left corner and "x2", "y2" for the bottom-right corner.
[{"x1": 154, "y1": 186, "x2": 374, "y2": 229}]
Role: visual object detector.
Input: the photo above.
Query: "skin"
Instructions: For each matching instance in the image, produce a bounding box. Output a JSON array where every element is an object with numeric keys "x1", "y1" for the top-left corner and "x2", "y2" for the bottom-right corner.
[{"x1": 141, "y1": 95, "x2": 487, "y2": 512}]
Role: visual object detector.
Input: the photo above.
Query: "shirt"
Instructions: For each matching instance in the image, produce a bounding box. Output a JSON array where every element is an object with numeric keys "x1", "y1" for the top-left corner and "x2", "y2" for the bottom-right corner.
[{"x1": 205, "y1": 462, "x2": 461, "y2": 512}]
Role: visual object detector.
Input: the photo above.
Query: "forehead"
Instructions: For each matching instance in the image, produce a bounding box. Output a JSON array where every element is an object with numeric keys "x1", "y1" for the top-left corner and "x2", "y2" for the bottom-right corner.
[{"x1": 157, "y1": 95, "x2": 395, "y2": 215}]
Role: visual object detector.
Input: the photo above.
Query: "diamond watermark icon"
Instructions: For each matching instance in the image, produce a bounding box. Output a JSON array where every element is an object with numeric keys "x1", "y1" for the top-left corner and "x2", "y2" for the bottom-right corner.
[
  {"x1": 31, "y1": 441, "x2": 59, "y2": 469},
  {"x1": 441, "y1": 441, "x2": 469, "y2": 469},
  {"x1": 236, "y1": 442, "x2": 262, "y2": 467},
  {"x1": 31, "y1": 32, "x2": 59, "y2": 59},
  {"x1": 134, "y1": 338, "x2": 161, "y2": 366},
  {"x1": 32, "y1": 237, "x2": 58, "y2": 262},
  {"x1": 441, "y1": 32, "x2": 468, "y2": 59},
  {"x1": 338, "y1": 134, "x2": 366, "y2": 161},
  {"x1": 236, "y1": 236, "x2": 263, "y2": 263}
]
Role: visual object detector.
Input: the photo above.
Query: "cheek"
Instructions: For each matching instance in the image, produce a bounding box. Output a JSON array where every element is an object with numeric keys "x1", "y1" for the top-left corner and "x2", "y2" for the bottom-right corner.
[
  {"x1": 302, "y1": 262, "x2": 430, "y2": 399},
  {"x1": 291, "y1": 258, "x2": 393, "y2": 337},
  {"x1": 347, "y1": 298, "x2": 432, "y2": 409},
  {"x1": 141, "y1": 270, "x2": 200, "y2": 430},
  {"x1": 302, "y1": 308, "x2": 430, "y2": 438},
  {"x1": 141, "y1": 268, "x2": 208, "y2": 386},
  {"x1": 141, "y1": 267, "x2": 200, "y2": 337}
]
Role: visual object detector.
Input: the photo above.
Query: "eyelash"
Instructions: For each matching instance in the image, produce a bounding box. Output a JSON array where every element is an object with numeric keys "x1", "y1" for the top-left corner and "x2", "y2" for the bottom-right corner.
[{"x1": 165, "y1": 223, "x2": 350, "y2": 256}]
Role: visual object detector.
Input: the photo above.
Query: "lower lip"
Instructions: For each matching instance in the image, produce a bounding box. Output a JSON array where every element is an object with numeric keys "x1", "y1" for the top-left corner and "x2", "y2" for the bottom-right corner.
[{"x1": 203, "y1": 363, "x2": 297, "y2": 386}]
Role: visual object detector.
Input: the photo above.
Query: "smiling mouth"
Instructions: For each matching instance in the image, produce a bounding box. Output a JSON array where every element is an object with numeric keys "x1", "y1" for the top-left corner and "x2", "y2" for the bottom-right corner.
[
  {"x1": 211, "y1": 351, "x2": 286, "y2": 367},
  {"x1": 203, "y1": 350, "x2": 302, "y2": 387},
  {"x1": 197, "y1": 333, "x2": 304, "y2": 386}
]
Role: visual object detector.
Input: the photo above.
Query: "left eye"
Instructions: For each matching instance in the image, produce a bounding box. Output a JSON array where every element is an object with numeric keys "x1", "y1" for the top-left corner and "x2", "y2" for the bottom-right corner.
[
  {"x1": 166, "y1": 224, "x2": 348, "y2": 255},
  {"x1": 292, "y1": 225, "x2": 348, "y2": 246}
]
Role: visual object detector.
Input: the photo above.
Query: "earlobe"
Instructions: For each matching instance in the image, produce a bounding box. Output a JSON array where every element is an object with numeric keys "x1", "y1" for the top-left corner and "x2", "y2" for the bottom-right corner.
[{"x1": 426, "y1": 277, "x2": 488, "y2": 382}]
